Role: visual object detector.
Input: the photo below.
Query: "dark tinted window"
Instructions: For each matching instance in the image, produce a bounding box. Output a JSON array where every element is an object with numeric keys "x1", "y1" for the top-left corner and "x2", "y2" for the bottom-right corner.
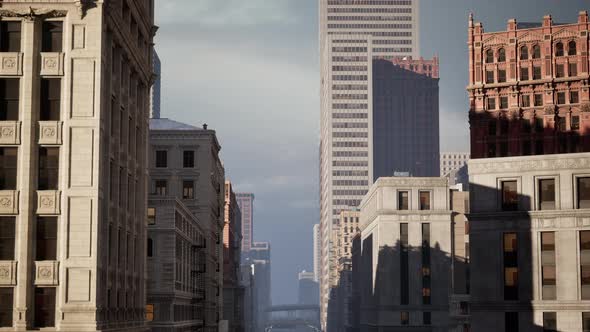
[
  {"x1": 38, "y1": 147, "x2": 59, "y2": 190},
  {"x1": 0, "y1": 147, "x2": 17, "y2": 190},
  {"x1": 36, "y1": 217, "x2": 57, "y2": 261},
  {"x1": 40, "y1": 79, "x2": 60, "y2": 121},
  {"x1": 0, "y1": 217, "x2": 15, "y2": 260},
  {"x1": 578, "y1": 178, "x2": 590, "y2": 209},
  {"x1": 155, "y1": 150, "x2": 167, "y2": 168},
  {"x1": 504, "y1": 233, "x2": 518, "y2": 300},
  {"x1": 539, "y1": 179, "x2": 556, "y2": 210},
  {"x1": 0, "y1": 288, "x2": 13, "y2": 327},
  {"x1": 42, "y1": 21, "x2": 62, "y2": 52},
  {"x1": 502, "y1": 181, "x2": 518, "y2": 211},
  {"x1": 542, "y1": 312, "x2": 557, "y2": 332},
  {"x1": 34, "y1": 287, "x2": 55, "y2": 328},
  {"x1": 0, "y1": 79, "x2": 19, "y2": 121},
  {"x1": 183, "y1": 180, "x2": 194, "y2": 199},
  {"x1": 0, "y1": 21, "x2": 21, "y2": 52},
  {"x1": 183, "y1": 150, "x2": 194, "y2": 168},
  {"x1": 505, "y1": 312, "x2": 519, "y2": 332},
  {"x1": 419, "y1": 191, "x2": 430, "y2": 210},
  {"x1": 398, "y1": 191, "x2": 408, "y2": 210}
]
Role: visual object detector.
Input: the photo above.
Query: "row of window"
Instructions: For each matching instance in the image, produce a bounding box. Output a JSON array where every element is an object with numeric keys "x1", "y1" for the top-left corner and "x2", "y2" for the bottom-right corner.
[
  {"x1": 373, "y1": 39, "x2": 413, "y2": 45},
  {"x1": 151, "y1": 179, "x2": 196, "y2": 200},
  {"x1": 0, "y1": 217, "x2": 56, "y2": 261},
  {"x1": 327, "y1": 31, "x2": 412, "y2": 37},
  {"x1": 485, "y1": 90, "x2": 579, "y2": 110},
  {"x1": 328, "y1": 7, "x2": 412, "y2": 13},
  {"x1": 484, "y1": 41, "x2": 577, "y2": 64},
  {"x1": 484, "y1": 63, "x2": 578, "y2": 84},
  {"x1": 327, "y1": 0, "x2": 412, "y2": 5},
  {"x1": 332, "y1": 113, "x2": 368, "y2": 120},
  {"x1": 154, "y1": 150, "x2": 195, "y2": 169},
  {"x1": 485, "y1": 135, "x2": 582, "y2": 158},
  {"x1": 333, "y1": 189, "x2": 368, "y2": 196},
  {"x1": 0, "y1": 78, "x2": 61, "y2": 121},
  {"x1": 0, "y1": 21, "x2": 62, "y2": 53},
  {"x1": 327, "y1": 23, "x2": 412, "y2": 29},
  {"x1": 333, "y1": 180, "x2": 369, "y2": 186},
  {"x1": 502, "y1": 231, "x2": 590, "y2": 301},
  {"x1": 0, "y1": 147, "x2": 59, "y2": 191},
  {"x1": 333, "y1": 141, "x2": 368, "y2": 147},
  {"x1": 0, "y1": 287, "x2": 56, "y2": 328},
  {"x1": 373, "y1": 47, "x2": 413, "y2": 53},
  {"x1": 505, "y1": 311, "x2": 590, "y2": 332},
  {"x1": 333, "y1": 150, "x2": 368, "y2": 157},
  {"x1": 333, "y1": 122, "x2": 368, "y2": 128},
  {"x1": 500, "y1": 177, "x2": 590, "y2": 211},
  {"x1": 332, "y1": 83, "x2": 368, "y2": 90},
  {"x1": 333, "y1": 131, "x2": 368, "y2": 138},
  {"x1": 333, "y1": 160, "x2": 369, "y2": 167},
  {"x1": 333, "y1": 170, "x2": 368, "y2": 177},
  {"x1": 332, "y1": 65, "x2": 368, "y2": 72},
  {"x1": 333, "y1": 103, "x2": 368, "y2": 110},
  {"x1": 332, "y1": 46, "x2": 367, "y2": 53},
  {"x1": 396, "y1": 191, "x2": 432, "y2": 210},
  {"x1": 327, "y1": 15, "x2": 412, "y2": 21}
]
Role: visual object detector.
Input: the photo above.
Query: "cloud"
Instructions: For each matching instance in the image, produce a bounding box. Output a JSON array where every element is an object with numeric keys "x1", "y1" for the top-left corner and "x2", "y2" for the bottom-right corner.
[{"x1": 156, "y1": 0, "x2": 297, "y2": 26}]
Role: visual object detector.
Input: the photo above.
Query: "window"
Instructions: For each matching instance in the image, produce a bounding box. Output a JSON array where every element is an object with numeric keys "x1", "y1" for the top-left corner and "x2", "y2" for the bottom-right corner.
[
  {"x1": 147, "y1": 238, "x2": 153, "y2": 257},
  {"x1": 498, "y1": 69, "x2": 506, "y2": 83},
  {"x1": 533, "y1": 66, "x2": 542, "y2": 80},
  {"x1": 501, "y1": 181, "x2": 518, "y2": 211},
  {"x1": 0, "y1": 288, "x2": 13, "y2": 327},
  {"x1": 534, "y1": 94, "x2": 543, "y2": 107},
  {"x1": 555, "y1": 42, "x2": 564, "y2": 57},
  {"x1": 568, "y1": 41, "x2": 577, "y2": 56},
  {"x1": 583, "y1": 312, "x2": 590, "y2": 332},
  {"x1": 541, "y1": 232, "x2": 556, "y2": 300},
  {"x1": 578, "y1": 178, "x2": 590, "y2": 208},
  {"x1": 154, "y1": 180, "x2": 167, "y2": 196},
  {"x1": 182, "y1": 180, "x2": 194, "y2": 199},
  {"x1": 147, "y1": 207, "x2": 156, "y2": 225},
  {"x1": 572, "y1": 115, "x2": 580, "y2": 130},
  {"x1": 0, "y1": 21, "x2": 21, "y2": 52},
  {"x1": 486, "y1": 70, "x2": 494, "y2": 83},
  {"x1": 34, "y1": 287, "x2": 55, "y2": 328},
  {"x1": 504, "y1": 233, "x2": 518, "y2": 300},
  {"x1": 522, "y1": 95, "x2": 530, "y2": 108},
  {"x1": 500, "y1": 96, "x2": 508, "y2": 109},
  {"x1": 487, "y1": 97, "x2": 496, "y2": 110},
  {"x1": 532, "y1": 45, "x2": 541, "y2": 59},
  {"x1": 0, "y1": 217, "x2": 15, "y2": 260},
  {"x1": 398, "y1": 191, "x2": 409, "y2": 210},
  {"x1": 505, "y1": 312, "x2": 519, "y2": 332},
  {"x1": 41, "y1": 21, "x2": 62, "y2": 52},
  {"x1": 522, "y1": 118, "x2": 532, "y2": 133},
  {"x1": 40, "y1": 79, "x2": 60, "y2": 120},
  {"x1": 520, "y1": 46, "x2": 528, "y2": 60},
  {"x1": 0, "y1": 79, "x2": 19, "y2": 121},
  {"x1": 543, "y1": 312, "x2": 557, "y2": 332},
  {"x1": 558, "y1": 116, "x2": 566, "y2": 132},
  {"x1": 423, "y1": 312, "x2": 431, "y2": 325},
  {"x1": 155, "y1": 150, "x2": 167, "y2": 168},
  {"x1": 0, "y1": 147, "x2": 17, "y2": 190},
  {"x1": 38, "y1": 147, "x2": 59, "y2": 190},
  {"x1": 146, "y1": 304, "x2": 154, "y2": 322},
  {"x1": 485, "y1": 49, "x2": 494, "y2": 63},
  {"x1": 569, "y1": 63, "x2": 578, "y2": 77},
  {"x1": 557, "y1": 92, "x2": 566, "y2": 105},
  {"x1": 422, "y1": 224, "x2": 431, "y2": 305},
  {"x1": 520, "y1": 67, "x2": 529, "y2": 81},
  {"x1": 535, "y1": 117, "x2": 544, "y2": 132},
  {"x1": 582, "y1": 231, "x2": 590, "y2": 299},
  {"x1": 556, "y1": 64, "x2": 564, "y2": 78},
  {"x1": 36, "y1": 217, "x2": 57, "y2": 261},
  {"x1": 183, "y1": 150, "x2": 194, "y2": 168},
  {"x1": 539, "y1": 179, "x2": 556, "y2": 210},
  {"x1": 569, "y1": 91, "x2": 580, "y2": 105},
  {"x1": 400, "y1": 311, "x2": 409, "y2": 325},
  {"x1": 498, "y1": 48, "x2": 506, "y2": 62},
  {"x1": 419, "y1": 191, "x2": 430, "y2": 210},
  {"x1": 400, "y1": 223, "x2": 409, "y2": 305}
]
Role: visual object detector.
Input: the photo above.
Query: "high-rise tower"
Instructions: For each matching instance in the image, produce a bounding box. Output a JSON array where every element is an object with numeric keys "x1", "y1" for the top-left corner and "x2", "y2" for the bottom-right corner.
[{"x1": 319, "y1": 0, "x2": 422, "y2": 328}]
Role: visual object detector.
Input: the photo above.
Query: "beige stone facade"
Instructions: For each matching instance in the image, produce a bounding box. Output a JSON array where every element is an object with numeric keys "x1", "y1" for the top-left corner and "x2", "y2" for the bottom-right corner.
[
  {"x1": 0, "y1": 1, "x2": 155, "y2": 331},
  {"x1": 468, "y1": 153, "x2": 590, "y2": 331}
]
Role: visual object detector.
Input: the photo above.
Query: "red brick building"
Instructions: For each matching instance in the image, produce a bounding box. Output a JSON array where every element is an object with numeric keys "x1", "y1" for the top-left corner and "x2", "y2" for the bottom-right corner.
[{"x1": 468, "y1": 11, "x2": 590, "y2": 158}]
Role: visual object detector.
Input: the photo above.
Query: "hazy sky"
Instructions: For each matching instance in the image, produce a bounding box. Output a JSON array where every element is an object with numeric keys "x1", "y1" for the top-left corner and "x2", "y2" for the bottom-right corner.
[{"x1": 154, "y1": 0, "x2": 589, "y2": 304}]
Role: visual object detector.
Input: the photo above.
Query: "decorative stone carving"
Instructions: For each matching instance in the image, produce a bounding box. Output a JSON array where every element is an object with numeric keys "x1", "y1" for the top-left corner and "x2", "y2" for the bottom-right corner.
[
  {"x1": 581, "y1": 103, "x2": 590, "y2": 113},
  {"x1": 544, "y1": 105, "x2": 556, "y2": 115},
  {"x1": 36, "y1": 190, "x2": 61, "y2": 215},
  {"x1": 0, "y1": 8, "x2": 67, "y2": 20},
  {"x1": 35, "y1": 261, "x2": 59, "y2": 286},
  {"x1": 0, "y1": 191, "x2": 18, "y2": 215},
  {"x1": 40, "y1": 52, "x2": 64, "y2": 76},
  {"x1": 0, "y1": 121, "x2": 20, "y2": 145},
  {"x1": 0, "y1": 261, "x2": 17, "y2": 286},
  {"x1": 470, "y1": 154, "x2": 590, "y2": 174},
  {"x1": 38, "y1": 121, "x2": 63, "y2": 145},
  {"x1": 0, "y1": 53, "x2": 23, "y2": 76},
  {"x1": 77, "y1": 0, "x2": 97, "y2": 19}
]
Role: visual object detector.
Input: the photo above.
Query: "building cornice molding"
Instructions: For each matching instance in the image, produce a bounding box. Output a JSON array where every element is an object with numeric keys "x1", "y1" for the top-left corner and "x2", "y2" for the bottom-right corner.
[
  {"x1": 0, "y1": 7, "x2": 68, "y2": 20},
  {"x1": 468, "y1": 153, "x2": 590, "y2": 174}
]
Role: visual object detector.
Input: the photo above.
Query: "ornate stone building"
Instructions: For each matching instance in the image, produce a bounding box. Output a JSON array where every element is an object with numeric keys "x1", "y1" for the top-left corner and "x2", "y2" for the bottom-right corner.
[
  {"x1": 148, "y1": 118, "x2": 226, "y2": 332},
  {"x1": 0, "y1": 1, "x2": 155, "y2": 331},
  {"x1": 468, "y1": 12, "x2": 590, "y2": 159}
]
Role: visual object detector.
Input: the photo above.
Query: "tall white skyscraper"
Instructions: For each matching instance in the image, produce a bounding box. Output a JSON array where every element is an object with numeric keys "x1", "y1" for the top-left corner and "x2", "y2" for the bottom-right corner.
[
  {"x1": 313, "y1": 224, "x2": 321, "y2": 282},
  {"x1": 318, "y1": 0, "x2": 421, "y2": 328}
]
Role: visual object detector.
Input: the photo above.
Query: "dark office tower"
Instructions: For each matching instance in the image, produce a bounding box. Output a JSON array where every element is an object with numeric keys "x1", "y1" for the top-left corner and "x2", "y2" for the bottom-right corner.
[{"x1": 372, "y1": 56, "x2": 440, "y2": 179}]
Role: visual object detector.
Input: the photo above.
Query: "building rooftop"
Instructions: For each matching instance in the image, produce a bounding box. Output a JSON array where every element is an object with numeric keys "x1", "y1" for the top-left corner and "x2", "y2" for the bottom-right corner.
[{"x1": 149, "y1": 118, "x2": 202, "y2": 131}]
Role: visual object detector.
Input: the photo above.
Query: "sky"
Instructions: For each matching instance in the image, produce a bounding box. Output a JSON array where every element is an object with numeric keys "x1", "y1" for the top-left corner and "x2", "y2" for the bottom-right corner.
[{"x1": 154, "y1": 0, "x2": 589, "y2": 305}]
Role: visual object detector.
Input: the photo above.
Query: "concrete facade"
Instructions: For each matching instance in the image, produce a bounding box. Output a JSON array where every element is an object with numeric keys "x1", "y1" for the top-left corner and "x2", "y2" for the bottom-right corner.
[
  {"x1": 0, "y1": 1, "x2": 155, "y2": 331},
  {"x1": 440, "y1": 152, "x2": 470, "y2": 177},
  {"x1": 146, "y1": 198, "x2": 206, "y2": 331},
  {"x1": 148, "y1": 118, "x2": 225, "y2": 332},
  {"x1": 223, "y1": 181, "x2": 244, "y2": 332},
  {"x1": 468, "y1": 153, "x2": 590, "y2": 331},
  {"x1": 358, "y1": 177, "x2": 453, "y2": 331},
  {"x1": 236, "y1": 193, "x2": 254, "y2": 258},
  {"x1": 298, "y1": 271, "x2": 319, "y2": 306},
  {"x1": 248, "y1": 242, "x2": 271, "y2": 332},
  {"x1": 467, "y1": 12, "x2": 590, "y2": 159},
  {"x1": 319, "y1": 1, "x2": 421, "y2": 327},
  {"x1": 313, "y1": 224, "x2": 321, "y2": 283}
]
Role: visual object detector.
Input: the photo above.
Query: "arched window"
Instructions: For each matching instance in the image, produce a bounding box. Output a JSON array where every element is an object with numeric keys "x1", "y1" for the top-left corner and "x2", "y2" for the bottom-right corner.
[
  {"x1": 532, "y1": 45, "x2": 541, "y2": 59},
  {"x1": 498, "y1": 48, "x2": 506, "y2": 62},
  {"x1": 520, "y1": 46, "x2": 529, "y2": 60},
  {"x1": 486, "y1": 49, "x2": 494, "y2": 63},
  {"x1": 555, "y1": 42, "x2": 564, "y2": 56},
  {"x1": 568, "y1": 41, "x2": 577, "y2": 56}
]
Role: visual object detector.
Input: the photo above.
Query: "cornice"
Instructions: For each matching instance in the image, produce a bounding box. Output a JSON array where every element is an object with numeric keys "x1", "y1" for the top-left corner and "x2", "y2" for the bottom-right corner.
[{"x1": 468, "y1": 153, "x2": 590, "y2": 175}]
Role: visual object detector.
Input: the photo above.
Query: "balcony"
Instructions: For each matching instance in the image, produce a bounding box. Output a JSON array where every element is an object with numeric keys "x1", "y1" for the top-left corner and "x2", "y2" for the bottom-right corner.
[
  {"x1": 0, "y1": 261, "x2": 17, "y2": 286},
  {"x1": 40, "y1": 52, "x2": 64, "y2": 76},
  {"x1": 38, "y1": 121, "x2": 63, "y2": 145},
  {"x1": 36, "y1": 190, "x2": 61, "y2": 215},
  {"x1": 35, "y1": 261, "x2": 59, "y2": 286},
  {"x1": 0, "y1": 52, "x2": 23, "y2": 76},
  {"x1": 0, "y1": 121, "x2": 21, "y2": 145},
  {"x1": 0, "y1": 190, "x2": 19, "y2": 215}
]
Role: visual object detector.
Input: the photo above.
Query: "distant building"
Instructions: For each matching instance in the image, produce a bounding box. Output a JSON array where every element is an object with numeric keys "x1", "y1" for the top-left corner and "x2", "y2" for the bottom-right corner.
[
  {"x1": 298, "y1": 271, "x2": 319, "y2": 306},
  {"x1": 240, "y1": 264, "x2": 256, "y2": 332},
  {"x1": 440, "y1": 152, "x2": 470, "y2": 177},
  {"x1": 150, "y1": 49, "x2": 161, "y2": 118},
  {"x1": 149, "y1": 118, "x2": 225, "y2": 332},
  {"x1": 236, "y1": 193, "x2": 255, "y2": 257},
  {"x1": 223, "y1": 181, "x2": 244, "y2": 332},
  {"x1": 313, "y1": 224, "x2": 321, "y2": 282},
  {"x1": 249, "y1": 242, "x2": 271, "y2": 332}
]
